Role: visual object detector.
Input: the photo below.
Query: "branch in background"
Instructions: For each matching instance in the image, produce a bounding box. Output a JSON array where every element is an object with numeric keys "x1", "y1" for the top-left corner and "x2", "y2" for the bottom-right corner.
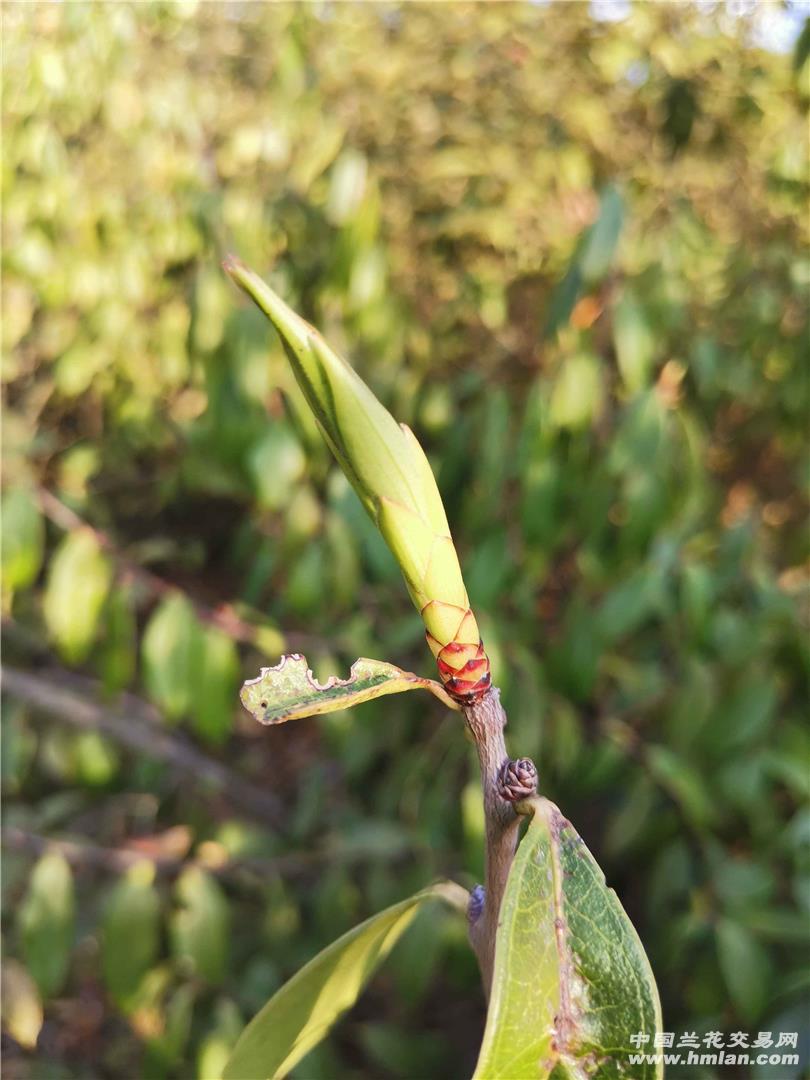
[
  {"x1": 1, "y1": 665, "x2": 283, "y2": 826},
  {"x1": 35, "y1": 487, "x2": 327, "y2": 654},
  {"x1": 2, "y1": 824, "x2": 405, "y2": 884}
]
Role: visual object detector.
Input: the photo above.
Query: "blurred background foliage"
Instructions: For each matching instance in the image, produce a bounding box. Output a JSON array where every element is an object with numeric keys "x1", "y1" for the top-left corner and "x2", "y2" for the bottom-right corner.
[{"x1": 2, "y1": 2, "x2": 809, "y2": 1078}]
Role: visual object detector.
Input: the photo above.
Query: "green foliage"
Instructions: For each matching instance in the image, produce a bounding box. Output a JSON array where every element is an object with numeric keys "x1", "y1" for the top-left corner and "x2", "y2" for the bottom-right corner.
[
  {"x1": 17, "y1": 853, "x2": 75, "y2": 998},
  {"x1": 240, "y1": 653, "x2": 457, "y2": 725},
  {"x1": 474, "y1": 800, "x2": 661, "y2": 1080},
  {"x1": 223, "y1": 882, "x2": 468, "y2": 1080},
  {"x1": 42, "y1": 529, "x2": 112, "y2": 662},
  {"x1": 170, "y1": 866, "x2": 231, "y2": 985},
  {"x1": 3, "y1": 3, "x2": 808, "y2": 1077},
  {"x1": 102, "y1": 863, "x2": 162, "y2": 1007},
  {"x1": 1, "y1": 489, "x2": 44, "y2": 604}
]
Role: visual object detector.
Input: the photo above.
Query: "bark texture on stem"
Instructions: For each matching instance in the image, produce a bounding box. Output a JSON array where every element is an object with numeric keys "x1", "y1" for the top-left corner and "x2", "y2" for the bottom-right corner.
[{"x1": 462, "y1": 685, "x2": 521, "y2": 997}]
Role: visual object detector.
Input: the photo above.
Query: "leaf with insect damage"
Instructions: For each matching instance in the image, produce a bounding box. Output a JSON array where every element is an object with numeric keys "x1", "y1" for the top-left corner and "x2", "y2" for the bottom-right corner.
[
  {"x1": 240, "y1": 653, "x2": 458, "y2": 725},
  {"x1": 474, "y1": 797, "x2": 662, "y2": 1080}
]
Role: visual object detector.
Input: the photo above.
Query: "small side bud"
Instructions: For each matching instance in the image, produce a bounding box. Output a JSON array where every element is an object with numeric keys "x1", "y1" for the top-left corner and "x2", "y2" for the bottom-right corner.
[
  {"x1": 498, "y1": 757, "x2": 538, "y2": 803},
  {"x1": 468, "y1": 883, "x2": 486, "y2": 925}
]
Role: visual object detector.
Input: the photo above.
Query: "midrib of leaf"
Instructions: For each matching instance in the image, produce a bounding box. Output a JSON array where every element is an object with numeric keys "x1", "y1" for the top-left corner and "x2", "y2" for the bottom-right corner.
[
  {"x1": 545, "y1": 802, "x2": 590, "y2": 1080},
  {"x1": 478, "y1": 799, "x2": 588, "y2": 1080},
  {"x1": 474, "y1": 798, "x2": 662, "y2": 1080}
]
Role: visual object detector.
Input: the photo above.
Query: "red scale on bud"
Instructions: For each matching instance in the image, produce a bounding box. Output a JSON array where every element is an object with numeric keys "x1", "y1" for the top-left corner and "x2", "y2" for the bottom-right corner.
[{"x1": 428, "y1": 630, "x2": 491, "y2": 702}]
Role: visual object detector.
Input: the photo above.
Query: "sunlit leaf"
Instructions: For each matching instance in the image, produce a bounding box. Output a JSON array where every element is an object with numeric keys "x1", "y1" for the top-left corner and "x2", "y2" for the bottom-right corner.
[
  {"x1": 613, "y1": 292, "x2": 656, "y2": 393},
  {"x1": 549, "y1": 353, "x2": 604, "y2": 430},
  {"x1": 1, "y1": 487, "x2": 44, "y2": 603},
  {"x1": 222, "y1": 881, "x2": 468, "y2": 1080},
  {"x1": 141, "y1": 592, "x2": 202, "y2": 721},
  {"x1": 1, "y1": 959, "x2": 43, "y2": 1050},
  {"x1": 197, "y1": 999, "x2": 243, "y2": 1080},
  {"x1": 240, "y1": 653, "x2": 458, "y2": 725},
  {"x1": 474, "y1": 798, "x2": 661, "y2": 1079},
  {"x1": 42, "y1": 528, "x2": 112, "y2": 663}
]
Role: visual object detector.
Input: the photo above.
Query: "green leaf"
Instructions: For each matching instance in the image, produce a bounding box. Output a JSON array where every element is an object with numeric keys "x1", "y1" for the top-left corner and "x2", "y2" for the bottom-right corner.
[
  {"x1": 222, "y1": 881, "x2": 468, "y2": 1080},
  {"x1": 247, "y1": 422, "x2": 307, "y2": 511},
  {"x1": 42, "y1": 528, "x2": 112, "y2": 663},
  {"x1": 170, "y1": 866, "x2": 230, "y2": 985},
  {"x1": 646, "y1": 745, "x2": 716, "y2": 829},
  {"x1": 549, "y1": 353, "x2": 604, "y2": 431},
  {"x1": 580, "y1": 185, "x2": 624, "y2": 284},
  {"x1": 223, "y1": 257, "x2": 427, "y2": 524},
  {"x1": 102, "y1": 863, "x2": 162, "y2": 1007},
  {"x1": 193, "y1": 627, "x2": 239, "y2": 745},
  {"x1": 240, "y1": 653, "x2": 458, "y2": 725},
  {"x1": 474, "y1": 798, "x2": 662, "y2": 1080},
  {"x1": 613, "y1": 292, "x2": 656, "y2": 393},
  {"x1": 141, "y1": 592, "x2": 203, "y2": 721},
  {"x1": 1, "y1": 487, "x2": 44, "y2": 601},
  {"x1": 98, "y1": 583, "x2": 137, "y2": 695},
  {"x1": 196, "y1": 998, "x2": 243, "y2": 1080},
  {"x1": 18, "y1": 852, "x2": 75, "y2": 998},
  {"x1": 716, "y1": 918, "x2": 772, "y2": 1022}
]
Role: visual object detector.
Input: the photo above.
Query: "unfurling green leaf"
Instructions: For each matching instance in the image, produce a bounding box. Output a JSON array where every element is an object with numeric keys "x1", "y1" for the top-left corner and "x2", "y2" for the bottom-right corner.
[
  {"x1": 222, "y1": 881, "x2": 468, "y2": 1080},
  {"x1": 474, "y1": 797, "x2": 662, "y2": 1080},
  {"x1": 223, "y1": 259, "x2": 490, "y2": 700},
  {"x1": 240, "y1": 653, "x2": 459, "y2": 725}
]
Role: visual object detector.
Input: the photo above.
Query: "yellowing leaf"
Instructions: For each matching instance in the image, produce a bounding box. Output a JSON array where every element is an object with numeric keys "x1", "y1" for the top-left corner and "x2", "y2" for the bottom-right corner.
[
  {"x1": 240, "y1": 654, "x2": 458, "y2": 726},
  {"x1": 1, "y1": 959, "x2": 43, "y2": 1050},
  {"x1": 222, "y1": 881, "x2": 468, "y2": 1080},
  {"x1": 474, "y1": 798, "x2": 662, "y2": 1080}
]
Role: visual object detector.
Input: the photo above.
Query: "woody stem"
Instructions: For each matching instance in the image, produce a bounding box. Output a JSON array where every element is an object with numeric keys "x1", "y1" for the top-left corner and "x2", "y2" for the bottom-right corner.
[{"x1": 462, "y1": 686, "x2": 521, "y2": 998}]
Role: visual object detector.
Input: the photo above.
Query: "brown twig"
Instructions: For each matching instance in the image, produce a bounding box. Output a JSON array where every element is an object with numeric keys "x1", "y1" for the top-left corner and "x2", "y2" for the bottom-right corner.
[
  {"x1": 2, "y1": 824, "x2": 410, "y2": 884},
  {"x1": 35, "y1": 487, "x2": 326, "y2": 654},
  {"x1": 462, "y1": 686, "x2": 523, "y2": 997},
  {"x1": 1, "y1": 665, "x2": 283, "y2": 825}
]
